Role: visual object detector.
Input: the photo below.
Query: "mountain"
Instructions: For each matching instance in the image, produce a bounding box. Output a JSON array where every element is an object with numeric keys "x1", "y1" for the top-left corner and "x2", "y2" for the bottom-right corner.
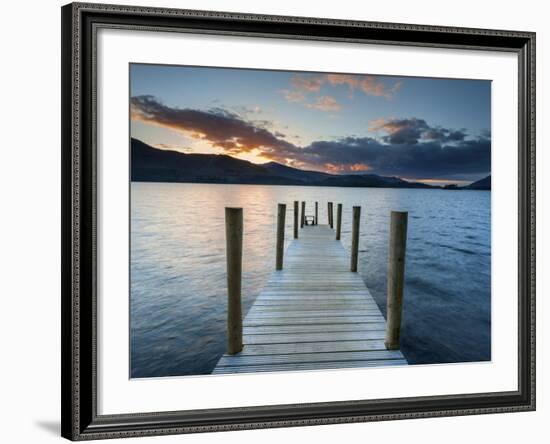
[
  {"x1": 465, "y1": 175, "x2": 491, "y2": 190},
  {"x1": 132, "y1": 138, "x2": 289, "y2": 185},
  {"x1": 262, "y1": 161, "x2": 331, "y2": 182},
  {"x1": 131, "y1": 138, "x2": 436, "y2": 188},
  {"x1": 319, "y1": 174, "x2": 432, "y2": 188}
]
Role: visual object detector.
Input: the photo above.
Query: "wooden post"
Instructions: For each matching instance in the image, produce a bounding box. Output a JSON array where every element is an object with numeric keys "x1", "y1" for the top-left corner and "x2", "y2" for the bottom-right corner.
[
  {"x1": 225, "y1": 207, "x2": 243, "y2": 355},
  {"x1": 336, "y1": 203, "x2": 343, "y2": 240},
  {"x1": 385, "y1": 211, "x2": 408, "y2": 350},
  {"x1": 350, "y1": 206, "x2": 361, "y2": 272},
  {"x1": 276, "y1": 203, "x2": 286, "y2": 270},
  {"x1": 315, "y1": 201, "x2": 318, "y2": 225},
  {"x1": 301, "y1": 201, "x2": 306, "y2": 228},
  {"x1": 293, "y1": 201, "x2": 298, "y2": 239},
  {"x1": 328, "y1": 202, "x2": 333, "y2": 228}
]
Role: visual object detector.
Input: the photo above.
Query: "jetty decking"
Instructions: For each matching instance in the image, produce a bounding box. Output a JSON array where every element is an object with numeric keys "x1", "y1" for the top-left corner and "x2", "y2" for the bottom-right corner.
[{"x1": 213, "y1": 224, "x2": 408, "y2": 374}]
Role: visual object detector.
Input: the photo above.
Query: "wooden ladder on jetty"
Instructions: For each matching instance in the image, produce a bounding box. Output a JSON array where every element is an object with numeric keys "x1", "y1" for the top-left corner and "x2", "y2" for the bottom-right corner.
[{"x1": 213, "y1": 217, "x2": 408, "y2": 375}]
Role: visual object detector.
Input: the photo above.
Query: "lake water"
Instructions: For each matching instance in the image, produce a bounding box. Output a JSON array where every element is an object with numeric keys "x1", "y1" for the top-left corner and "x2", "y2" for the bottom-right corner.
[{"x1": 130, "y1": 182, "x2": 491, "y2": 378}]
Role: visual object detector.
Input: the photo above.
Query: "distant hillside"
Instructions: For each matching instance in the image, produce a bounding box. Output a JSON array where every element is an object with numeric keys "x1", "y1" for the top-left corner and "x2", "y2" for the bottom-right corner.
[
  {"x1": 465, "y1": 175, "x2": 491, "y2": 190},
  {"x1": 131, "y1": 138, "x2": 438, "y2": 189},
  {"x1": 263, "y1": 161, "x2": 332, "y2": 182},
  {"x1": 131, "y1": 138, "x2": 289, "y2": 185}
]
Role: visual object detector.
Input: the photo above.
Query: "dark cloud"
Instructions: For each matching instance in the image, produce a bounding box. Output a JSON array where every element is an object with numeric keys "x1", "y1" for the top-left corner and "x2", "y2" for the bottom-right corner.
[
  {"x1": 131, "y1": 95, "x2": 490, "y2": 180},
  {"x1": 370, "y1": 118, "x2": 468, "y2": 145},
  {"x1": 422, "y1": 128, "x2": 467, "y2": 142},
  {"x1": 369, "y1": 118, "x2": 429, "y2": 144},
  {"x1": 300, "y1": 137, "x2": 490, "y2": 178},
  {"x1": 131, "y1": 95, "x2": 297, "y2": 158}
]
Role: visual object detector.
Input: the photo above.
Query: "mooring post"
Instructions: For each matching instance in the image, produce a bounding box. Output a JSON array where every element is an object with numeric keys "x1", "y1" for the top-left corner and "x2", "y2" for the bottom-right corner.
[
  {"x1": 336, "y1": 203, "x2": 343, "y2": 240},
  {"x1": 276, "y1": 203, "x2": 286, "y2": 270},
  {"x1": 350, "y1": 206, "x2": 361, "y2": 272},
  {"x1": 315, "y1": 201, "x2": 318, "y2": 225},
  {"x1": 293, "y1": 201, "x2": 299, "y2": 239},
  {"x1": 225, "y1": 207, "x2": 243, "y2": 355},
  {"x1": 328, "y1": 202, "x2": 334, "y2": 228},
  {"x1": 385, "y1": 211, "x2": 408, "y2": 350},
  {"x1": 301, "y1": 201, "x2": 306, "y2": 228}
]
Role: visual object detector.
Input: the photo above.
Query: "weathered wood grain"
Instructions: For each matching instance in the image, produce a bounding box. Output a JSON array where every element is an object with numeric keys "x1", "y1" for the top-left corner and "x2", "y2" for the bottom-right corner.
[{"x1": 212, "y1": 359, "x2": 408, "y2": 374}]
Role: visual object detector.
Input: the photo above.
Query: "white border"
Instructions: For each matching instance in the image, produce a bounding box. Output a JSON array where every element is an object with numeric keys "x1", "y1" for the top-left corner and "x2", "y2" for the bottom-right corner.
[{"x1": 97, "y1": 28, "x2": 518, "y2": 415}]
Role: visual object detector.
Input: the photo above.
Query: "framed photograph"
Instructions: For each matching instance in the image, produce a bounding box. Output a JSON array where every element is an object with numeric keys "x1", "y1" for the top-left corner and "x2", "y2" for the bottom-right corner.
[{"x1": 61, "y1": 2, "x2": 535, "y2": 440}]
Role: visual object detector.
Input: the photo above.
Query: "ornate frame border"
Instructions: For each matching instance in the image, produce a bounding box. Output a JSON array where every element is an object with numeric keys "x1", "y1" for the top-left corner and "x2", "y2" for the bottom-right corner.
[{"x1": 61, "y1": 2, "x2": 536, "y2": 440}]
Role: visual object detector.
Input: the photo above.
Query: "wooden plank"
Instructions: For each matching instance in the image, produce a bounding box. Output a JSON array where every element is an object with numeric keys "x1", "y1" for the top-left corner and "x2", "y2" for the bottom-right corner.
[
  {"x1": 243, "y1": 331, "x2": 386, "y2": 345},
  {"x1": 244, "y1": 316, "x2": 385, "y2": 326},
  {"x1": 243, "y1": 323, "x2": 387, "y2": 334},
  {"x1": 255, "y1": 296, "x2": 371, "y2": 302},
  {"x1": 213, "y1": 224, "x2": 408, "y2": 374},
  {"x1": 236, "y1": 340, "x2": 388, "y2": 355},
  {"x1": 246, "y1": 309, "x2": 382, "y2": 317},
  {"x1": 248, "y1": 305, "x2": 380, "y2": 311},
  {"x1": 213, "y1": 359, "x2": 408, "y2": 374},
  {"x1": 251, "y1": 300, "x2": 378, "y2": 306},
  {"x1": 217, "y1": 350, "x2": 404, "y2": 366},
  {"x1": 256, "y1": 293, "x2": 372, "y2": 299}
]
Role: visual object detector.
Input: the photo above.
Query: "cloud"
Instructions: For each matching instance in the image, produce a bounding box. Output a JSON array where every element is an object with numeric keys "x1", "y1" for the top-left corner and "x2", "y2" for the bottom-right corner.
[
  {"x1": 369, "y1": 118, "x2": 468, "y2": 145},
  {"x1": 154, "y1": 142, "x2": 192, "y2": 152},
  {"x1": 305, "y1": 96, "x2": 342, "y2": 112},
  {"x1": 288, "y1": 73, "x2": 402, "y2": 99},
  {"x1": 299, "y1": 136, "x2": 490, "y2": 179},
  {"x1": 131, "y1": 95, "x2": 490, "y2": 180},
  {"x1": 280, "y1": 89, "x2": 306, "y2": 103},
  {"x1": 291, "y1": 75, "x2": 324, "y2": 92},
  {"x1": 131, "y1": 95, "x2": 296, "y2": 158},
  {"x1": 281, "y1": 89, "x2": 341, "y2": 112},
  {"x1": 281, "y1": 74, "x2": 402, "y2": 111},
  {"x1": 369, "y1": 118, "x2": 429, "y2": 144},
  {"x1": 350, "y1": 163, "x2": 371, "y2": 172},
  {"x1": 325, "y1": 74, "x2": 402, "y2": 99},
  {"x1": 230, "y1": 105, "x2": 263, "y2": 117}
]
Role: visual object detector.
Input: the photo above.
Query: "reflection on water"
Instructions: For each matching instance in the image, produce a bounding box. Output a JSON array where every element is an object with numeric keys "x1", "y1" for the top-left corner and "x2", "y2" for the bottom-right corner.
[{"x1": 130, "y1": 182, "x2": 490, "y2": 378}]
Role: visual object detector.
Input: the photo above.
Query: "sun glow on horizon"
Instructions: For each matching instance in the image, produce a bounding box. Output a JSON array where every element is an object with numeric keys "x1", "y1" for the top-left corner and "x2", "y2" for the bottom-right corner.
[
  {"x1": 229, "y1": 149, "x2": 272, "y2": 165},
  {"x1": 405, "y1": 178, "x2": 473, "y2": 186}
]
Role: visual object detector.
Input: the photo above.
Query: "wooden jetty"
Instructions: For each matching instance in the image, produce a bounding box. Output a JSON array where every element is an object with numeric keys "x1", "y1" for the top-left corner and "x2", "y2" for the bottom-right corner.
[{"x1": 213, "y1": 218, "x2": 408, "y2": 375}]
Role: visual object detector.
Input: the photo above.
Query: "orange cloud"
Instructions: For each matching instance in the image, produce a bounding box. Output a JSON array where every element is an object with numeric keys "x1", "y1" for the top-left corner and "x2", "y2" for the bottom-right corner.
[
  {"x1": 306, "y1": 96, "x2": 342, "y2": 112},
  {"x1": 153, "y1": 142, "x2": 193, "y2": 153},
  {"x1": 350, "y1": 163, "x2": 371, "y2": 171},
  {"x1": 325, "y1": 74, "x2": 400, "y2": 98},
  {"x1": 324, "y1": 163, "x2": 345, "y2": 173},
  {"x1": 291, "y1": 75, "x2": 324, "y2": 92},
  {"x1": 131, "y1": 95, "x2": 297, "y2": 158},
  {"x1": 287, "y1": 73, "x2": 402, "y2": 100},
  {"x1": 323, "y1": 162, "x2": 371, "y2": 173},
  {"x1": 368, "y1": 118, "x2": 389, "y2": 132}
]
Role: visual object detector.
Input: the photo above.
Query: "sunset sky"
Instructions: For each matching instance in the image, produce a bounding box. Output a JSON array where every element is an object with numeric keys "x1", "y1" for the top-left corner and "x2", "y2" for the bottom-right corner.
[{"x1": 130, "y1": 64, "x2": 491, "y2": 185}]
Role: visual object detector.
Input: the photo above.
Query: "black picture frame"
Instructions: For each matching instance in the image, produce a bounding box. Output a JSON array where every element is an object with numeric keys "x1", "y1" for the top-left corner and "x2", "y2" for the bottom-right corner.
[{"x1": 61, "y1": 2, "x2": 536, "y2": 440}]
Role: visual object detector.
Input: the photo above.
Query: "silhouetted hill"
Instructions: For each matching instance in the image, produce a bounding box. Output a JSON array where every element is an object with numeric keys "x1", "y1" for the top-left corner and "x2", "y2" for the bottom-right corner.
[
  {"x1": 465, "y1": 175, "x2": 491, "y2": 190},
  {"x1": 131, "y1": 138, "x2": 438, "y2": 188},
  {"x1": 132, "y1": 138, "x2": 289, "y2": 185},
  {"x1": 319, "y1": 174, "x2": 432, "y2": 188},
  {"x1": 263, "y1": 161, "x2": 331, "y2": 182}
]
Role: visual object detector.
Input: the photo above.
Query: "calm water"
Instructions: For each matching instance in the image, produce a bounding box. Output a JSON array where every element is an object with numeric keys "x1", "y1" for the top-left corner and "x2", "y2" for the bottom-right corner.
[{"x1": 130, "y1": 183, "x2": 491, "y2": 378}]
